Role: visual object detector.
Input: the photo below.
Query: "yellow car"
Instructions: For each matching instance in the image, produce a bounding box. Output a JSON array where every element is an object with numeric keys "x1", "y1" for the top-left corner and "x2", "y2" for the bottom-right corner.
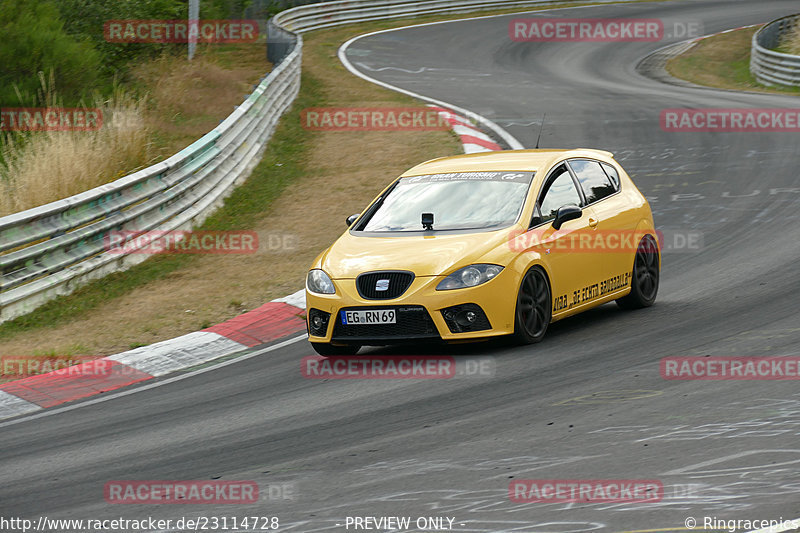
[{"x1": 305, "y1": 149, "x2": 659, "y2": 356}]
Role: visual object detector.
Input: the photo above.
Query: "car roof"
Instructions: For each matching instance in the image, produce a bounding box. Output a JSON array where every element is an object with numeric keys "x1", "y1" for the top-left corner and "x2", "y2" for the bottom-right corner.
[{"x1": 400, "y1": 149, "x2": 615, "y2": 176}]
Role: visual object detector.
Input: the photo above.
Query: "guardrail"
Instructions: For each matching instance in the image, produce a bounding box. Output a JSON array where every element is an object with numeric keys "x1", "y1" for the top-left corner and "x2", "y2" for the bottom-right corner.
[
  {"x1": 751, "y1": 14, "x2": 800, "y2": 87},
  {"x1": 0, "y1": 38, "x2": 302, "y2": 322},
  {"x1": 273, "y1": 0, "x2": 626, "y2": 32},
  {"x1": 1, "y1": 0, "x2": 639, "y2": 323}
]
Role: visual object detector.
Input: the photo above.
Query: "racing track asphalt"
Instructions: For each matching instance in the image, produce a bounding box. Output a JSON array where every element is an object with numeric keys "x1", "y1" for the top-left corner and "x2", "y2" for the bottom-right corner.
[{"x1": 2, "y1": 1, "x2": 800, "y2": 531}]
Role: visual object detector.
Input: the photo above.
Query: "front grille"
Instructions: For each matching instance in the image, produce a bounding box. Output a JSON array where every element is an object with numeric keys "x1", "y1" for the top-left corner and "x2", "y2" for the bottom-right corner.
[
  {"x1": 332, "y1": 306, "x2": 440, "y2": 343},
  {"x1": 356, "y1": 271, "x2": 414, "y2": 300}
]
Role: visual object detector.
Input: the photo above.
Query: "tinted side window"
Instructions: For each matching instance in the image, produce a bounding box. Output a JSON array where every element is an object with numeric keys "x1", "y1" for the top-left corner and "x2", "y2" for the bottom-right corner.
[
  {"x1": 539, "y1": 165, "x2": 582, "y2": 223},
  {"x1": 601, "y1": 162, "x2": 620, "y2": 188},
  {"x1": 569, "y1": 159, "x2": 616, "y2": 204}
]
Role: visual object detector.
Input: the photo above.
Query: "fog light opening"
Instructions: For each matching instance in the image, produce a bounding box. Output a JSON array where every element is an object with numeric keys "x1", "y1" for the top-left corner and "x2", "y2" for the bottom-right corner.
[
  {"x1": 308, "y1": 308, "x2": 331, "y2": 337},
  {"x1": 441, "y1": 304, "x2": 491, "y2": 333},
  {"x1": 455, "y1": 310, "x2": 477, "y2": 327}
]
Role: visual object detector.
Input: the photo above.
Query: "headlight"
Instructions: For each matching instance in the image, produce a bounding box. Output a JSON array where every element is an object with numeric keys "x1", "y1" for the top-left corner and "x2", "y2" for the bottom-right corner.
[
  {"x1": 307, "y1": 269, "x2": 336, "y2": 294},
  {"x1": 436, "y1": 264, "x2": 504, "y2": 290}
]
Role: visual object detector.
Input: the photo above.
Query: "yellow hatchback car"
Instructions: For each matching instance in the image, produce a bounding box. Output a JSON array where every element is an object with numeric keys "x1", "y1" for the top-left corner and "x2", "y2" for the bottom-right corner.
[{"x1": 305, "y1": 149, "x2": 659, "y2": 356}]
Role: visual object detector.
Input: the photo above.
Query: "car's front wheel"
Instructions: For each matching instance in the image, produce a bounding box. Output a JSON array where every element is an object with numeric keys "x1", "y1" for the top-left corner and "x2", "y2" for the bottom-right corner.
[
  {"x1": 616, "y1": 233, "x2": 659, "y2": 309},
  {"x1": 311, "y1": 342, "x2": 361, "y2": 357},
  {"x1": 513, "y1": 266, "x2": 551, "y2": 344}
]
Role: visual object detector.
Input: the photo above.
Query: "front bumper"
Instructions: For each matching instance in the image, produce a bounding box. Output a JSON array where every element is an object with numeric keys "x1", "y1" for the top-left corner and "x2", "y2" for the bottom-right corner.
[{"x1": 305, "y1": 271, "x2": 518, "y2": 345}]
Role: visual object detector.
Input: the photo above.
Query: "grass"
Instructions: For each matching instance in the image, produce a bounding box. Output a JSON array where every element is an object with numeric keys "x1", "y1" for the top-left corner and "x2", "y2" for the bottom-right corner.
[
  {"x1": 666, "y1": 26, "x2": 800, "y2": 95},
  {"x1": 0, "y1": 43, "x2": 270, "y2": 216},
  {"x1": 0, "y1": 80, "x2": 152, "y2": 216}
]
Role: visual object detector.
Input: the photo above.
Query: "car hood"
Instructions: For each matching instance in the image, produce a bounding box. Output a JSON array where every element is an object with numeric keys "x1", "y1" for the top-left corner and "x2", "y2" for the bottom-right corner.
[{"x1": 320, "y1": 229, "x2": 513, "y2": 278}]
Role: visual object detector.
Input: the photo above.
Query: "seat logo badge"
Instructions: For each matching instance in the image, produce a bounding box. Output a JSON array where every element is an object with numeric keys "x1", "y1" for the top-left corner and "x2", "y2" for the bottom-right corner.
[{"x1": 376, "y1": 279, "x2": 390, "y2": 291}]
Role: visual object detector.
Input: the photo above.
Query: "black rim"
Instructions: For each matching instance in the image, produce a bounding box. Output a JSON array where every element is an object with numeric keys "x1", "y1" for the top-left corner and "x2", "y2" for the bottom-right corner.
[
  {"x1": 635, "y1": 236, "x2": 659, "y2": 300},
  {"x1": 518, "y1": 269, "x2": 549, "y2": 338}
]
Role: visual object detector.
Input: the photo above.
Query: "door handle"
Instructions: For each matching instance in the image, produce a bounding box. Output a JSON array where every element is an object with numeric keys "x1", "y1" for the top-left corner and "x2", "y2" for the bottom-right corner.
[{"x1": 588, "y1": 217, "x2": 598, "y2": 228}]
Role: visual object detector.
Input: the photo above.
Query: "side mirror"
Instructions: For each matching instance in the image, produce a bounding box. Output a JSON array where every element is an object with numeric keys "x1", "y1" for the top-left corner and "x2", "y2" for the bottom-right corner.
[
  {"x1": 346, "y1": 213, "x2": 360, "y2": 227},
  {"x1": 552, "y1": 205, "x2": 581, "y2": 230}
]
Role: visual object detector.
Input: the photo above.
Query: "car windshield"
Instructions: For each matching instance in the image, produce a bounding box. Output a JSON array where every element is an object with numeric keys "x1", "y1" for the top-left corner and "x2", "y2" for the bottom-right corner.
[{"x1": 358, "y1": 171, "x2": 534, "y2": 232}]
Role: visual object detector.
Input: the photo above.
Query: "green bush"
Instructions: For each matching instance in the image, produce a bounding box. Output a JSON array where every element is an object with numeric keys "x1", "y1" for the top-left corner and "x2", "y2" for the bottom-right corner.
[
  {"x1": 56, "y1": 0, "x2": 186, "y2": 74},
  {"x1": 1, "y1": 0, "x2": 263, "y2": 106},
  {"x1": 0, "y1": 0, "x2": 101, "y2": 106}
]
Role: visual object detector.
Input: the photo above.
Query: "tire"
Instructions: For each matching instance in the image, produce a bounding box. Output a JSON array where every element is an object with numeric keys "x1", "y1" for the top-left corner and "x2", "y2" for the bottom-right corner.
[
  {"x1": 616, "y1": 233, "x2": 659, "y2": 310},
  {"x1": 513, "y1": 267, "x2": 552, "y2": 344},
  {"x1": 311, "y1": 342, "x2": 361, "y2": 357}
]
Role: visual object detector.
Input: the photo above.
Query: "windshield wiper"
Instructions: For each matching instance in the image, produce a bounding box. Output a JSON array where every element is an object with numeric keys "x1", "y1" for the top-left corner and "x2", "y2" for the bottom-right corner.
[{"x1": 352, "y1": 180, "x2": 400, "y2": 231}]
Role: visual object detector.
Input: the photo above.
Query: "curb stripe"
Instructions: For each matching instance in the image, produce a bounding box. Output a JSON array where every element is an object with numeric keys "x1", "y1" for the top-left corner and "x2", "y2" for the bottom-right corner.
[
  {"x1": 459, "y1": 134, "x2": 502, "y2": 150},
  {"x1": 204, "y1": 302, "x2": 306, "y2": 347},
  {"x1": 463, "y1": 142, "x2": 497, "y2": 154},
  {"x1": 0, "y1": 360, "x2": 152, "y2": 408},
  {"x1": 451, "y1": 124, "x2": 495, "y2": 143},
  {"x1": 0, "y1": 390, "x2": 41, "y2": 419},
  {"x1": 428, "y1": 105, "x2": 502, "y2": 153},
  {"x1": 272, "y1": 289, "x2": 307, "y2": 310},
  {"x1": 108, "y1": 331, "x2": 248, "y2": 377},
  {"x1": 429, "y1": 106, "x2": 478, "y2": 129}
]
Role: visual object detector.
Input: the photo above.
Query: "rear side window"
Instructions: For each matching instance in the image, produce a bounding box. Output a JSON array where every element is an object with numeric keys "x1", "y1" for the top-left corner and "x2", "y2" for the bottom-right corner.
[
  {"x1": 601, "y1": 162, "x2": 620, "y2": 188},
  {"x1": 568, "y1": 159, "x2": 617, "y2": 204}
]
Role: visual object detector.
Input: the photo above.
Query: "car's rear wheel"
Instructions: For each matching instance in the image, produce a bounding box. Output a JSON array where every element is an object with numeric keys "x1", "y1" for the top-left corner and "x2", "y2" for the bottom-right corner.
[
  {"x1": 616, "y1": 234, "x2": 659, "y2": 309},
  {"x1": 311, "y1": 342, "x2": 361, "y2": 357},
  {"x1": 513, "y1": 266, "x2": 551, "y2": 344}
]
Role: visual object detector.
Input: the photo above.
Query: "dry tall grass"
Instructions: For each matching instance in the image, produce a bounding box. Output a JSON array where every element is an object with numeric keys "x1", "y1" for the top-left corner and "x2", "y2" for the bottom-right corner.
[
  {"x1": 0, "y1": 49, "x2": 263, "y2": 217},
  {"x1": 781, "y1": 22, "x2": 800, "y2": 54},
  {"x1": 0, "y1": 82, "x2": 152, "y2": 216}
]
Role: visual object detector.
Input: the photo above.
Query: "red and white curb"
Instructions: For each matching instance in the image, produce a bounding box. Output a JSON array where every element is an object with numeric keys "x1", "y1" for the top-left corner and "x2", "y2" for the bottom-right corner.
[
  {"x1": 428, "y1": 105, "x2": 503, "y2": 153},
  {"x1": 0, "y1": 290, "x2": 307, "y2": 421}
]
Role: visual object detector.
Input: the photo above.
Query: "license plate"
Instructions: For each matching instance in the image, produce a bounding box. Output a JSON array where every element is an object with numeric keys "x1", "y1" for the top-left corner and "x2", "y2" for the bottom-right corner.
[{"x1": 341, "y1": 309, "x2": 396, "y2": 325}]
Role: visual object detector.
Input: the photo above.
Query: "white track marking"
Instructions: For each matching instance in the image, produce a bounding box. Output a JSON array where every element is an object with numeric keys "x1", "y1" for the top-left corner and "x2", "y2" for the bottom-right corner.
[{"x1": 338, "y1": 31, "x2": 524, "y2": 149}]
